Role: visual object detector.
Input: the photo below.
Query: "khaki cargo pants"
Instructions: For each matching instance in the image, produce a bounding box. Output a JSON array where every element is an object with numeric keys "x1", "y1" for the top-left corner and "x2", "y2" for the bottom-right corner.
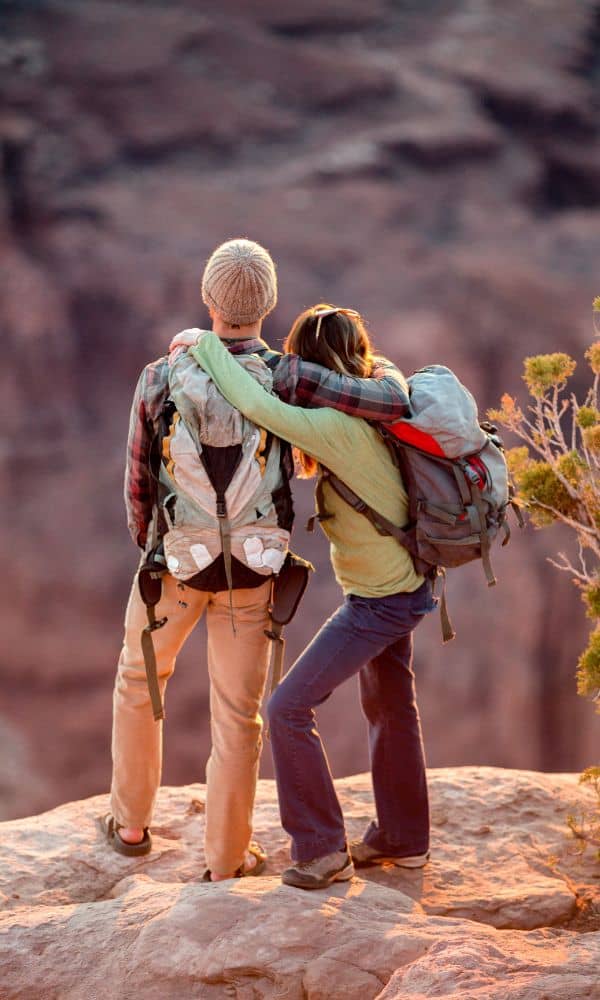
[{"x1": 110, "y1": 570, "x2": 272, "y2": 875}]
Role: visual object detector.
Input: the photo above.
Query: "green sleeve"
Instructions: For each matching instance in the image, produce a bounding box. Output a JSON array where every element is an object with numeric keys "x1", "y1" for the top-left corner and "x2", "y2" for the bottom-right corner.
[{"x1": 189, "y1": 332, "x2": 346, "y2": 463}]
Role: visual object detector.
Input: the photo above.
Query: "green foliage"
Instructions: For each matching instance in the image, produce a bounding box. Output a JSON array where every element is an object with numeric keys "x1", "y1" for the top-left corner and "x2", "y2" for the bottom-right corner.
[
  {"x1": 586, "y1": 341, "x2": 600, "y2": 375},
  {"x1": 574, "y1": 769, "x2": 600, "y2": 861},
  {"x1": 593, "y1": 297, "x2": 600, "y2": 312},
  {"x1": 583, "y1": 426, "x2": 600, "y2": 452},
  {"x1": 523, "y1": 353, "x2": 576, "y2": 397},
  {"x1": 576, "y1": 406, "x2": 600, "y2": 429},
  {"x1": 507, "y1": 450, "x2": 578, "y2": 526},
  {"x1": 506, "y1": 446, "x2": 530, "y2": 476},
  {"x1": 577, "y1": 626, "x2": 600, "y2": 705},
  {"x1": 580, "y1": 766, "x2": 600, "y2": 788},
  {"x1": 495, "y1": 317, "x2": 600, "y2": 854},
  {"x1": 558, "y1": 450, "x2": 587, "y2": 484},
  {"x1": 582, "y1": 581, "x2": 600, "y2": 619}
]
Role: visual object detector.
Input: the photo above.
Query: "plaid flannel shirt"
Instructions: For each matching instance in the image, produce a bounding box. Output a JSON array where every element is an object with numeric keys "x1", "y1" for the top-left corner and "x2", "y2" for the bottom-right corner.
[{"x1": 125, "y1": 336, "x2": 410, "y2": 547}]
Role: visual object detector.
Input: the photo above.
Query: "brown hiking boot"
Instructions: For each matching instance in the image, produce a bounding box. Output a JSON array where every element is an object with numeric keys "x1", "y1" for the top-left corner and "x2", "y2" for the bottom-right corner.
[
  {"x1": 350, "y1": 840, "x2": 430, "y2": 869},
  {"x1": 281, "y1": 850, "x2": 354, "y2": 890}
]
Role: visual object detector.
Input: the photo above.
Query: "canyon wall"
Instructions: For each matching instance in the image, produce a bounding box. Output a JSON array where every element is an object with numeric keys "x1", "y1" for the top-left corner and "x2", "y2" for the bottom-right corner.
[{"x1": 1, "y1": 0, "x2": 600, "y2": 818}]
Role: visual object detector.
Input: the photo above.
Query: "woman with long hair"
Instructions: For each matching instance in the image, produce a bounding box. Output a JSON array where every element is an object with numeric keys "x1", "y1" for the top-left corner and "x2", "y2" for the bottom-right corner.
[{"x1": 189, "y1": 305, "x2": 436, "y2": 890}]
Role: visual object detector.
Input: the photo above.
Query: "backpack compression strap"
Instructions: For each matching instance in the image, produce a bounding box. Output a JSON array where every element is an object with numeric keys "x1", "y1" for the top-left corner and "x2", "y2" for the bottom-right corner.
[{"x1": 456, "y1": 459, "x2": 496, "y2": 587}]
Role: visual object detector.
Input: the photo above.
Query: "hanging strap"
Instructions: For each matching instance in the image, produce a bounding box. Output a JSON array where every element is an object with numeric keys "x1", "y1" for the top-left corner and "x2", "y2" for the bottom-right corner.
[
  {"x1": 216, "y1": 492, "x2": 236, "y2": 635},
  {"x1": 138, "y1": 566, "x2": 168, "y2": 722},
  {"x1": 263, "y1": 609, "x2": 285, "y2": 742},
  {"x1": 262, "y1": 553, "x2": 314, "y2": 737},
  {"x1": 510, "y1": 498, "x2": 525, "y2": 529},
  {"x1": 469, "y1": 483, "x2": 496, "y2": 587},
  {"x1": 147, "y1": 505, "x2": 159, "y2": 554},
  {"x1": 265, "y1": 621, "x2": 286, "y2": 697},
  {"x1": 433, "y1": 568, "x2": 455, "y2": 643}
]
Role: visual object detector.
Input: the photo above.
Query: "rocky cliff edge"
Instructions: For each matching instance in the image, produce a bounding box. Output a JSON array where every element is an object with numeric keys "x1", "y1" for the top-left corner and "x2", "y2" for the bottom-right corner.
[{"x1": 1, "y1": 767, "x2": 599, "y2": 999}]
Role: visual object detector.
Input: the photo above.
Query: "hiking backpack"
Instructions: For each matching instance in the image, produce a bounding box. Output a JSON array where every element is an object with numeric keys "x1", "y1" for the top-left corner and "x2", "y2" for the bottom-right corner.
[
  {"x1": 314, "y1": 365, "x2": 521, "y2": 641},
  {"x1": 156, "y1": 346, "x2": 292, "y2": 587},
  {"x1": 139, "y1": 330, "x2": 306, "y2": 721}
]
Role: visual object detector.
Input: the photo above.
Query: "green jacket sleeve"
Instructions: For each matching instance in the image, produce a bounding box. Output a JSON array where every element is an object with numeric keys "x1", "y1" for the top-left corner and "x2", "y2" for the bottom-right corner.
[{"x1": 189, "y1": 332, "x2": 350, "y2": 464}]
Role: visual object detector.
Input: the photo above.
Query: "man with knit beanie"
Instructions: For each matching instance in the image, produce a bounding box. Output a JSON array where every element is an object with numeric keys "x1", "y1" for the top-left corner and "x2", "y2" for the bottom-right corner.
[
  {"x1": 105, "y1": 237, "x2": 411, "y2": 882},
  {"x1": 201, "y1": 238, "x2": 277, "y2": 329}
]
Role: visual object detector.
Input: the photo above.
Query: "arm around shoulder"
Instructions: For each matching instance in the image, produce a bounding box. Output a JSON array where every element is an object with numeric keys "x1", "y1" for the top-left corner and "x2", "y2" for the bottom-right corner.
[
  {"x1": 188, "y1": 332, "x2": 344, "y2": 461},
  {"x1": 272, "y1": 351, "x2": 410, "y2": 421}
]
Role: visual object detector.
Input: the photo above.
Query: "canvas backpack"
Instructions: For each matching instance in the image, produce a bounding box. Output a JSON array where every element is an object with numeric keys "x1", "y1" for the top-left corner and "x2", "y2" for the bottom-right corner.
[
  {"x1": 312, "y1": 365, "x2": 522, "y2": 641},
  {"x1": 156, "y1": 346, "x2": 292, "y2": 588},
  {"x1": 139, "y1": 335, "x2": 310, "y2": 721}
]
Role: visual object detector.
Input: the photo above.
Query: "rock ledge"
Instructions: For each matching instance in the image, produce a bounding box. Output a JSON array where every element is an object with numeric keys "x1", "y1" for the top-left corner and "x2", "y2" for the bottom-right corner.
[{"x1": 1, "y1": 767, "x2": 598, "y2": 999}]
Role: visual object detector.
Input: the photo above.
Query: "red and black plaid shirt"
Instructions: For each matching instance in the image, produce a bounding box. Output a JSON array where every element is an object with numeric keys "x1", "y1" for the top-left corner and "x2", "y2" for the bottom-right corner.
[{"x1": 125, "y1": 336, "x2": 410, "y2": 547}]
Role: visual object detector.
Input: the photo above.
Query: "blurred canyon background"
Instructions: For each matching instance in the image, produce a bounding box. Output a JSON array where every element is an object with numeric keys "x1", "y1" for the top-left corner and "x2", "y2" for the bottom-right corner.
[{"x1": 1, "y1": 0, "x2": 599, "y2": 820}]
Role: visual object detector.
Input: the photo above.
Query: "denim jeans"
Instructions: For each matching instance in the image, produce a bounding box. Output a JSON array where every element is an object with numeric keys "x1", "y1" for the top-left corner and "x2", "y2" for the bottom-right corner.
[{"x1": 266, "y1": 580, "x2": 436, "y2": 862}]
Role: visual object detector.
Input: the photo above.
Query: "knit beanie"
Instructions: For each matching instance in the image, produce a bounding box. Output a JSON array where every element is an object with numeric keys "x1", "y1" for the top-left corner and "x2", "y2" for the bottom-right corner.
[{"x1": 201, "y1": 238, "x2": 278, "y2": 326}]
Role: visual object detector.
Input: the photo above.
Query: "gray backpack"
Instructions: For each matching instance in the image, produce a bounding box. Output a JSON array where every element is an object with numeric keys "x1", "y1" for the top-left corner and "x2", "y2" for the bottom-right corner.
[
  {"x1": 139, "y1": 331, "x2": 297, "y2": 722},
  {"x1": 313, "y1": 366, "x2": 521, "y2": 641},
  {"x1": 159, "y1": 346, "x2": 291, "y2": 586}
]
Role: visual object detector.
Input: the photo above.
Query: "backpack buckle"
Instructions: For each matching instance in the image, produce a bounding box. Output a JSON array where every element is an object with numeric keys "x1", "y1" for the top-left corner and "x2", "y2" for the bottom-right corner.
[
  {"x1": 263, "y1": 628, "x2": 284, "y2": 643},
  {"x1": 146, "y1": 616, "x2": 168, "y2": 632},
  {"x1": 216, "y1": 497, "x2": 227, "y2": 519},
  {"x1": 306, "y1": 513, "x2": 334, "y2": 532}
]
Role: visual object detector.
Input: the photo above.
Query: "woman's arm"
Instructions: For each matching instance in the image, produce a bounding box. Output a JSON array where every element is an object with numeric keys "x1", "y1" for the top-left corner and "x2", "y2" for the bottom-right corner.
[{"x1": 189, "y1": 332, "x2": 347, "y2": 462}]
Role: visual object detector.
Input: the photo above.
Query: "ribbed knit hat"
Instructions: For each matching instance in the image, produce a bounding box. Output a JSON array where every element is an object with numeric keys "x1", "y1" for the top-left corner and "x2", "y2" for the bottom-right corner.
[{"x1": 201, "y1": 238, "x2": 278, "y2": 326}]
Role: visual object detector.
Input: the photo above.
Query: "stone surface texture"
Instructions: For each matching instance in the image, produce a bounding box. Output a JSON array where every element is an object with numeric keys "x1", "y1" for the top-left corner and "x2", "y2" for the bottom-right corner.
[
  {"x1": 1, "y1": 0, "x2": 600, "y2": 819},
  {"x1": 0, "y1": 768, "x2": 599, "y2": 999}
]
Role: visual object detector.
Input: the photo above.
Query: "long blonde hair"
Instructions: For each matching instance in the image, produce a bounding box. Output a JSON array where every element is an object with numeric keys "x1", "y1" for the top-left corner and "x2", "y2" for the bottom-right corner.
[{"x1": 284, "y1": 304, "x2": 375, "y2": 477}]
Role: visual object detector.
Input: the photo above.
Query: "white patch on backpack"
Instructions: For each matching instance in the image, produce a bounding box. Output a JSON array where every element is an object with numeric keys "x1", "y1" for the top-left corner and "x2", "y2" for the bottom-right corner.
[{"x1": 190, "y1": 543, "x2": 213, "y2": 571}]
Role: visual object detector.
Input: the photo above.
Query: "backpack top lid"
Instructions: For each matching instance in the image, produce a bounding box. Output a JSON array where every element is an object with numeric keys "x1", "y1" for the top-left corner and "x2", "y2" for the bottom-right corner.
[
  {"x1": 167, "y1": 328, "x2": 273, "y2": 452},
  {"x1": 389, "y1": 365, "x2": 487, "y2": 460}
]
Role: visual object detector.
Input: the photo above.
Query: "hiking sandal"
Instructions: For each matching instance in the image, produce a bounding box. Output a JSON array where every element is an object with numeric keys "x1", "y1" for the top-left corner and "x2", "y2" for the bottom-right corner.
[
  {"x1": 202, "y1": 841, "x2": 267, "y2": 882},
  {"x1": 101, "y1": 814, "x2": 152, "y2": 857},
  {"x1": 240, "y1": 841, "x2": 267, "y2": 876}
]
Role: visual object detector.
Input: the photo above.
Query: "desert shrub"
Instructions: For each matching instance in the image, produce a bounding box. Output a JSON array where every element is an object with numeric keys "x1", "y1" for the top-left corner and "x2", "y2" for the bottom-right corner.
[{"x1": 489, "y1": 299, "x2": 600, "y2": 858}]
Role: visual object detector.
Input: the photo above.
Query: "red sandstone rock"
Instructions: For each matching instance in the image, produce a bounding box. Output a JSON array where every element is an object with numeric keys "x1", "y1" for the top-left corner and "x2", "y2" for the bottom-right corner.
[
  {"x1": 0, "y1": 770, "x2": 598, "y2": 999},
  {"x1": 0, "y1": 0, "x2": 599, "y2": 819}
]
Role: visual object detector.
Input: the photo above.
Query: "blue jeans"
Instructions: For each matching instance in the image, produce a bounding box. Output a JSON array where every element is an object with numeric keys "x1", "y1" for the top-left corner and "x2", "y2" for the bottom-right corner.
[{"x1": 267, "y1": 580, "x2": 436, "y2": 862}]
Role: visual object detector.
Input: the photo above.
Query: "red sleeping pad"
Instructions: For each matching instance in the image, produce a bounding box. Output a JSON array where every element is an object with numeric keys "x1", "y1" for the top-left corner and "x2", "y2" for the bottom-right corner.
[{"x1": 387, "y1": 419, "x2": 446, "y2": 457}]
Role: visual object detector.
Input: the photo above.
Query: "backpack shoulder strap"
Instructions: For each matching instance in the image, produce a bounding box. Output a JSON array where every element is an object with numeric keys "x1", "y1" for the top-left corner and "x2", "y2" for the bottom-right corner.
[
  {"x1": 307, "y1": 466, "x2": 418, "y2": 558},
  {"x1": 146, "y1": 398, "x2": 177, "y2": 550}
]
